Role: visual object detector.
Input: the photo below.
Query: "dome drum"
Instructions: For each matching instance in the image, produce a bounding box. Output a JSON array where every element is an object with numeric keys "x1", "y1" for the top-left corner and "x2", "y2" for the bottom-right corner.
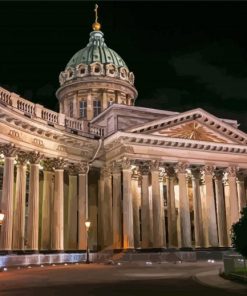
[{"x1": 59, "y1": 63, "x2": 135, "y2": 86}]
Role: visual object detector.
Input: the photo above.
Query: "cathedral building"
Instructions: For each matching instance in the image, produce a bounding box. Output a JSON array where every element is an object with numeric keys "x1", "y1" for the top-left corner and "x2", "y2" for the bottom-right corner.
[{"x1": 0, "y1": 9, "x2": 247, "y2": 255}]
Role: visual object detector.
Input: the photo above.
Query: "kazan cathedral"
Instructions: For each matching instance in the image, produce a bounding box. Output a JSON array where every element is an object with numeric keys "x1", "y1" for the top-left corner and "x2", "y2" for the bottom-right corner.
[{"x1": 0, "y1": 8, "x2": 247, "y2": 257}]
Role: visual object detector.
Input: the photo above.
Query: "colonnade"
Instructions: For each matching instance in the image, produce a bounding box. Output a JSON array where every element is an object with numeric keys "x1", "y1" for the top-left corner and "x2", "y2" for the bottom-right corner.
[
  {"x1": 99, "y1": 159, "x2": 247, "y2": 250},
  {"x1": 0, "y1": 144, "x2": 89, "y2": 252}
]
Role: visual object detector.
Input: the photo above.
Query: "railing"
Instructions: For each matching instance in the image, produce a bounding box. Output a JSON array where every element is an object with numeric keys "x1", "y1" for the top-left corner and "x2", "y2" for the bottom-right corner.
[
  {"x1": 65, "y1": 117, "x2": 83, "y2": 131},
  {"x1": 41, "y1": 108, "x2": 58, "y2": 124},
  {"x1": 89, "y1": 125, "x2": 105, "y2": 137},
  {"x1": 0, "y1": 86, "x2": 106, "y2": 137}
]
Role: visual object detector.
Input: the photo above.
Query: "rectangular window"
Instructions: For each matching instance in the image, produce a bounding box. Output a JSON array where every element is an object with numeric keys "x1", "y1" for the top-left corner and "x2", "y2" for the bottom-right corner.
[
  {"x1": 79, "y1": 101, "x2": 87, "y2": 118},
  {"x1": 69, "y1": 101, "x2": 73, "y2": 117},
  {"x1": 93, "y1": 100, "x2": 101, "y2": 117}
]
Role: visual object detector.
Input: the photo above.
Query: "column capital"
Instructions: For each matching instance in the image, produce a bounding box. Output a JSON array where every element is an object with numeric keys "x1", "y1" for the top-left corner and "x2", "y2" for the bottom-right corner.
[
  {"x1": 111, "y1": 161, "x2": 121, "y2": 174},
  {"x1": 237, "y1": 171, "x2": 245, "y2": 182},
  {"x1": 120, "y1": 157, "x2": 132, "y2": 170},
  {"x1": 52, "y1": 157, "x2": 66, "y2": 170},
  {"x1": 77, "y1": 161, "x2": 89, "y2": 175},
  {"x1": 164, "y1": 165, "x2": 176, "y2": 178},
  {"x1": 28, "y1": 151, "x2": 44, "y2": 164},
  {"x1": 1, "y1": 143, "x2": 18, "y2": 157},
  {"x1": 139, "y1": 161, "x2": 150, "y2": 176},
  {"x1": 17, "y1": 151, "x2": 29, "y2": 165},
  {"x1": 42, "y1": 158, "x2": 54, "y2": 171},
  {"x1": 201, "y1": 164, "x2": 215, "y2": 176},
  {"x1": 191, "y1": 166, "x2": 201, "y2": 180},
  {"x1": 150, "y1": 160, "x2": 160, "y2": 172},
  {"x1": 214, "y1": 169, "x2": 224, "y2": 181},
  {"x1": 68, "y1": 163, "x2": 78, "y2": 175},
  {"x1": 226, "y1": 166, "x2": 239, "y2": 178},
  {"x1": 176, "y1": 161, "x2": 188, "y2": 174},
  {"x1": 101, "y1": 166, "x2": 112, "y2": 178}
]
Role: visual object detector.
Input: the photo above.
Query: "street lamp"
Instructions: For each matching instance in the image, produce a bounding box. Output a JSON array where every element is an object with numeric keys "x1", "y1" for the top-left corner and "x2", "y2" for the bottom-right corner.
[
  {"x1": 85, "y1": 220, "x2": 91, "y2": 264},
  {"x1": 0, "y1": 210, "x2": 5, "y2": 227}
]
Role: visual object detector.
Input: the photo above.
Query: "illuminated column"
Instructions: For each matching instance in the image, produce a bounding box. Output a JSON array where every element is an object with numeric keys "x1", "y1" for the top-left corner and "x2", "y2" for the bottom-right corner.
[
  {"x1": 27, "y1": 152, "x2": 42, "y2": 251},
  {"x1": 237, "y1": 172, "x2": 246, "y2": 211},
  {"x1": 112, "y1": 163, "x2": 122, "y2": 249},
  {"x1": 41, "y1": 159, "x2": 54, "y2": 250},
  {"x1": 121, "y1": 158, "x2": 134, "y2": 249},
  {"x1": 52, "y1": 158, "x2": 65, "y2": 251},
  {"x1": 12, "y1": 153, "x2": 27, "y2": 250},
  {"x1": 78, "y1": 162, "x2": 89, "y2": 250},
  {"x1": 165, "y1": 166, "x2": 178, "y2": 248},
  {"x1": 227, "y1": 167, "x2": 240, "y2": 226},
  {"x1": 176, "y1": 162, "x2": 191, "y2": 249},
  {"x1": 191, "y1": 167, "x2": 203, "y2": 248},
  {"x1": 132, "y1": 172, "x2": 141, "y2": 248},
  {"x1": 151, "y1": 161, "x2": 164, "y2": 248},
  {"x1": 214, "y1": 170, "x2": 228, "y2": 247},
  {"x1": 140, "y1": 163, "x2": 152, "y2": 248},
  {"x1": 98, "y1": 169, "x2": 105, "y2": 249},
  {"x1": 223, "y1": 179, "x2": 231, "y2": 246},
  {"x1": 87, "y1": 92, "x2": 93, "y2": 120},
  {"x1": 68, "y1": 165, "x2": 78, "y2": 250},
  {"x1": 0, "y1": 144, "x2": 17, "y2": 251},
  {"x1": 203, "y1": 165, "x2": 218, "y2": 247},
  {"x1": 102, "y1": 166, "x2": 113, "y2": 247}
]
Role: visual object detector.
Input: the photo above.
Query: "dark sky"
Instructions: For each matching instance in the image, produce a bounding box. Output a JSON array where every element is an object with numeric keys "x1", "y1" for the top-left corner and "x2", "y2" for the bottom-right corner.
[{"x1": 1, "y1": 1, "x2": 247, "y2": 130}]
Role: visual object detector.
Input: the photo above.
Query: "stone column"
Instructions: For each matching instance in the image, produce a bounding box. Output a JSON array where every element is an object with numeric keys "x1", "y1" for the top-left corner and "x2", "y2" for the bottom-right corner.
[
  {"x1": 112, "y1": 163, "x2": 122, "y2": 249},
  {"x1": 227, "y1": 167, "x2": 240, "y2": 227},
  {"x1": 151, "y1": 161, "x2": 164, "y2": 248},
  {"x1": 191, "y1": 167, "x2": 203, "y2": 248},
  {"x1": 102, "y1": 90, "x2": 108, "y2": 110},
  {"x1": 87, "y1": 92, "x2": 93, "y2": 120},
  {"x1": 132, "y1": 172, "x2": 141, "y2": 248},
  {"x1": 223, "y1": 180, "x2": 231, "y2": 246},
  {"x1": 202, "y1": 165, "x2": 218, "y2": 247},
  {"x1": 140, "y1": 162, "x2": 152, "y2": 248},
  {"x1": 102, "y1": 166, "x2": 113, "y2": 248},
  {"x1": 40, "y1": 159, "x2": 54, "y2": 250},
  {"x1": 237, "y1": 172, "x2": 246, "y2": 211},
  {"x1": 176, "y1": 162, "x2": 192, "y2": 249},
  {"x1": 77, "y1": 162, "x2": 89, "y2": 250},
  {"x1": 165, "y1": 166, "x2": 178, "y2": 248},
  {"x1": 0, "y1": 144, "x2": 17, "y2": 251},
  {"x1": 214, "y1": 170, "x2": 228, "y2": 247},
  {"x1": 12, "y1": 152, "x2": 27, "y2": 250},
  {"x1": 121, "y1": 158, "x2": 134, "y2": 249},
  {"x1": 51, "y1": 158, "x2": 65, "y2": 251},
  {"x1": 27, "y1": 152, "x2": 42, "y2": 251},
  {"x1": 67, "y1": 165, "x2": 78, "y2": 250}
]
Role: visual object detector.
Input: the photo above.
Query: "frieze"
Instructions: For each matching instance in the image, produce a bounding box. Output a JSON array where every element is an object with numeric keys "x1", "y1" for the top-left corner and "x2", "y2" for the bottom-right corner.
[{"x1": 8, "y1": 130, "x2": 20, "y2": 139}]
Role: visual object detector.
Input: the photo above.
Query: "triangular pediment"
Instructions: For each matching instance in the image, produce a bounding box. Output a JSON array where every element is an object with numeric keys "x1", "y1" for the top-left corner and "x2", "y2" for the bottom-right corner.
[
  {"x1": 151, "y1": 120, "x2": 234, "y2": 144},
  {"x1": 128, "y1": 108, "x2": 247, "y2": 145}
]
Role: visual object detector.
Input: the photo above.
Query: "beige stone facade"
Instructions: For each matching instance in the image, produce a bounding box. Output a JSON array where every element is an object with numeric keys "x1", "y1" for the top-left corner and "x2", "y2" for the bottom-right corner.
[{"x1": 0, "y1": 25, "x2": 247, "y2": 253}]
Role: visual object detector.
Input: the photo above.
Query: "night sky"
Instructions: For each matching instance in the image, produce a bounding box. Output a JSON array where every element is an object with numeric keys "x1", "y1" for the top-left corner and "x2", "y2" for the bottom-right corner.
[{"x1": 1, "y1": 1, "x2": 247, "y2": 131}]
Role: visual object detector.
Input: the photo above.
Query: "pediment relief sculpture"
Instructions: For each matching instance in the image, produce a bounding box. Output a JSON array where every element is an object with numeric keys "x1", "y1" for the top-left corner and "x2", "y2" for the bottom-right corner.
[{"x1": 152, "y1": 121, "x2": 229, "y2": 143}]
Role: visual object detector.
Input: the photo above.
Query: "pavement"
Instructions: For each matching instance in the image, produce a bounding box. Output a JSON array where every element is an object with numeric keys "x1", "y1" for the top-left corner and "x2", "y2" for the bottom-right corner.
[{"x1": 0, "y1": 261, "x2": 246, "y2": 295}]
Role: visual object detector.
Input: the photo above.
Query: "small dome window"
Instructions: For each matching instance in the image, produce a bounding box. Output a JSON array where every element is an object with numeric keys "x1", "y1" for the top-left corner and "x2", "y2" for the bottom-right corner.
[
  {"x1": 80, "y1": 68, "x2": 85, "y2": 74},
  {"x1": 95, "y1": 67, "x2": 100, "y2": 73}
]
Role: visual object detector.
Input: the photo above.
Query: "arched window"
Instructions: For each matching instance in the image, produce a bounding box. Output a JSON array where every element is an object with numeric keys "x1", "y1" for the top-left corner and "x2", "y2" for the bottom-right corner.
[
  {"x1": 93, "y1": 100, "x2": 101, "y2": 117},
  {"x1": 79, "y1": 101, "x2": 87, "y2": 118}
]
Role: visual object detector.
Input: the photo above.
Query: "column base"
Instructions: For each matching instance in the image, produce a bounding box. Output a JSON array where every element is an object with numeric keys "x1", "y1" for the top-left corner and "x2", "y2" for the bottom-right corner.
[
  {"x1": 0, "y1": 250, "x2": 13, "y2": 255},
  {"x1": 179, "y1": 247, "x2": 193, "y2": 251}
]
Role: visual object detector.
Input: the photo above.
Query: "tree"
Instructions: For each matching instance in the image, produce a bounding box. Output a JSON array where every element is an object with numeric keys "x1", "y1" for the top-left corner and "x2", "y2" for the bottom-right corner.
[{"x1": 231, "y1": 206, "x2": 247, "y2": 274}]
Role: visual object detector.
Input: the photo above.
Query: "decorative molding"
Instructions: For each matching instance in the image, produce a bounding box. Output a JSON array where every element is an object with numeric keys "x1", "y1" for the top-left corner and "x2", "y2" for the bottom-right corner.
[
  {"x1": 33, "y1": 138, "x2": 44, "y2": 147},
  {"x1": 8, "y1": 129, "x2": 20, "y2": 139},
  {"x1": 16, "y1": 151, "x2": 28, "y2": 165},
  {"x1": 42, "y1": 158, "x2": 54, "y2": 171},
  {"x1": 57, "y1": 145, "x2": 67, "y2": 152},
  {"x1": 52, "y1": 157, "x2": 66, "y2": 170}
]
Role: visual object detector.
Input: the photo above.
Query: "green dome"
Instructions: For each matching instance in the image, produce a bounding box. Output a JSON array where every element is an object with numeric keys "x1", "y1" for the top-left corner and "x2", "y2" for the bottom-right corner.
[{"x1": 66, "y1": 31, "x2": 128, "y2": 70}]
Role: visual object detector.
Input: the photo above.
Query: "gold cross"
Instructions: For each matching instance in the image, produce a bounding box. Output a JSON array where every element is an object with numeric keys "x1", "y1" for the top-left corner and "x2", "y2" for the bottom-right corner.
[{"x1": 94, "y1": 4, "x2": 98, "y2": 23}]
